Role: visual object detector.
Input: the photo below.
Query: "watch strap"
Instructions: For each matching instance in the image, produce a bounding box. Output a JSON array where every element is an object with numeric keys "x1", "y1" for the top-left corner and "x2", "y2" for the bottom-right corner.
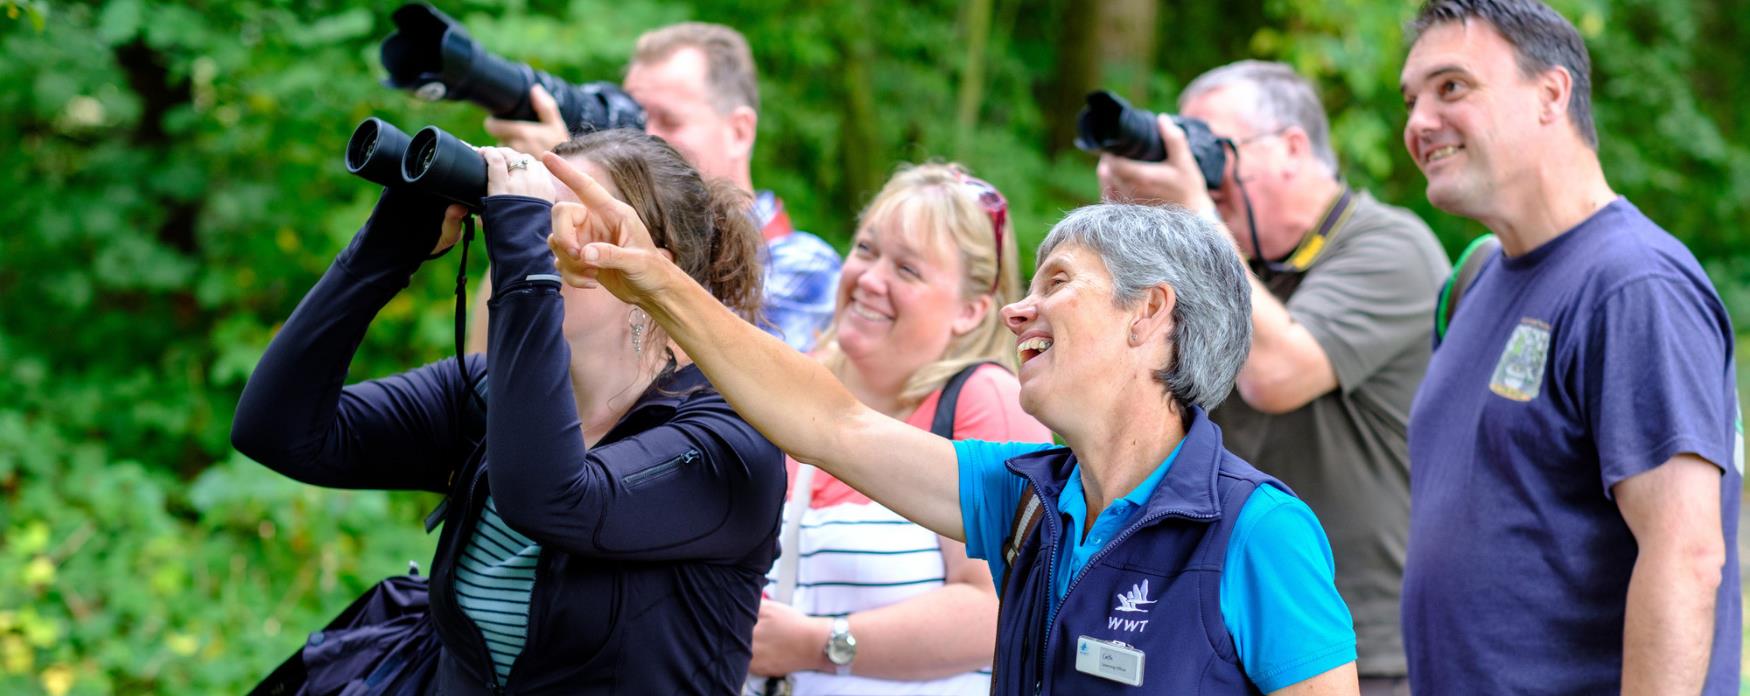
[{"x1": 826, "y1": 616, "x2": 855, "y2": 675}]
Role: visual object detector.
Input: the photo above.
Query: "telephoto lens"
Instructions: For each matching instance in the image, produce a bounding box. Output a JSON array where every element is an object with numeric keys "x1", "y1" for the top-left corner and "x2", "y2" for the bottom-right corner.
[
  {"x1": 403, "y1": 126, "x2": 486, "y2": 209},
  {"x1": 1074, "y1": 90, "x2": 1229, "y2": 191},
  {"x1": 379, "y1": 3, "x2": 646, "y2": 134},
  {"x1": 345, "y1": 118, "x2": 414, "y2": 188}
]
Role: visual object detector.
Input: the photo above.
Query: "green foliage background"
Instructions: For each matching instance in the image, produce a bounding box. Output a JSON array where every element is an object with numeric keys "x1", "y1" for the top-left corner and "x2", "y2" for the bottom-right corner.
[{"x1": 1, "y1": 0, "x2": 1746, "y2": 692}]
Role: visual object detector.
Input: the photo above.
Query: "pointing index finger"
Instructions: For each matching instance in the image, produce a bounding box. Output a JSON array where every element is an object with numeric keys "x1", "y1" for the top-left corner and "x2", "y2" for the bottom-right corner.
[{"x1": 541, "y1": 152, "x2": 616, "y2": 211}]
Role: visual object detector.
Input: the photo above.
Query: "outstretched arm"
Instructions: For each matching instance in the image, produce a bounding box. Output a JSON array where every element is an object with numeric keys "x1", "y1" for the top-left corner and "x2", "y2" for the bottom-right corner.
[{"x1": 540, "y1": 153, "x2": 969, "y2": 540}]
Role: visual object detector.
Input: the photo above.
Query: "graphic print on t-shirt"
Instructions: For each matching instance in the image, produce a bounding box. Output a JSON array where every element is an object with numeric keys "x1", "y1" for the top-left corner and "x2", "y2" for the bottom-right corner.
[{"x1": 1489, "y1": 318, "x2": 1552, "y2": 401}]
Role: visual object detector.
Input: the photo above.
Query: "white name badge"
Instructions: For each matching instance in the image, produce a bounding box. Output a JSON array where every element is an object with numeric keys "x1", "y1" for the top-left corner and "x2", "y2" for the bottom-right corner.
[{"x1": 1075, "y1": 636, "x2": 1145, "y2": 687}]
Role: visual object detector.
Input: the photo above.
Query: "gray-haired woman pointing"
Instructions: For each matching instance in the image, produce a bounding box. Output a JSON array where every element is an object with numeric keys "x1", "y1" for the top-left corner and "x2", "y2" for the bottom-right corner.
[{"x1": 540, "y1": 152, "x2": 1360, "y2": 696}]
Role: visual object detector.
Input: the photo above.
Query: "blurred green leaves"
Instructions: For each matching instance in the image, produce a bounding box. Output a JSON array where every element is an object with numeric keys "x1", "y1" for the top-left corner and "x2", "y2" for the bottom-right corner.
[{"x1": 4, "y1": 0, "x2": 1748, "y2": 692}]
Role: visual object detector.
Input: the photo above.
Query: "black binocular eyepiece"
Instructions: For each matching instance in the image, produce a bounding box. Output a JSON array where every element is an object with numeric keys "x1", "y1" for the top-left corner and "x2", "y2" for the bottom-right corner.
[
  {"x1": 346, "y1": 118, "x2": 485, "y2": 209},
  {"x1": 346, "y1": 117, "x2": 414, "y2": 189},
  {"x1": 1074, "y1": 90, "x2": 1229, "y2": 191},
  {"x1": 403, "y1": 126, "x2": 486, "y2": 209}
]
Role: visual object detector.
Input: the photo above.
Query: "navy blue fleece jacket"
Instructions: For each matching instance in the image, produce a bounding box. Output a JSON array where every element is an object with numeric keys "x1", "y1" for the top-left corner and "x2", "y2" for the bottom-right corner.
[{"x1": 233, "y1": 189, "x2": 786, "y2": 694}]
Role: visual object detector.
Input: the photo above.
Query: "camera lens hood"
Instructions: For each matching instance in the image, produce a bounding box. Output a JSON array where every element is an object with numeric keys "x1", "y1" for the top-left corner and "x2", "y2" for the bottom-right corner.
[
  {"x1": 345, "y1": 117, "x2": 414, "y2": 188},
  {"x1": 380, "y1": 4, "x2": 467, "y2": 100},
  {"x1": 1075, "y1": 90, "x2": 1167, "y2": 163}
]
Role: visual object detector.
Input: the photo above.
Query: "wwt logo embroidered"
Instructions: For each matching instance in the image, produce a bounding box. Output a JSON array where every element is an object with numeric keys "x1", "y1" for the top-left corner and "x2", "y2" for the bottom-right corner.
[{"x1": 1108, "y1": 579, "x2": 1155, "y2": 632}]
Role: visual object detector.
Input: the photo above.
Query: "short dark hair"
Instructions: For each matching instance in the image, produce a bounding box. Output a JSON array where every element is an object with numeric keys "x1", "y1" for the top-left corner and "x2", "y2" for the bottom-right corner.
[
  {"x1": 633, "y1": 23, "x2": 760, "y2": 114},
  {"x1": 1409, "y1": 0, "x2": 1597, "y2": 149}
]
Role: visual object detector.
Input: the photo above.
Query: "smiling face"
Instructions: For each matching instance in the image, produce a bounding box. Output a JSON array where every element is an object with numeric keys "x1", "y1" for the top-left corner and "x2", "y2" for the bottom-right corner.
[
  {"x1": 1400, "y1": 20, "x2": 1547, "y2": 219},
  {"x1": 1001, "y1": 242, "x2": 1138, "y2": 426},
  {"x1": 835, "y1": 205, "x2": 981, "y2": 380}
]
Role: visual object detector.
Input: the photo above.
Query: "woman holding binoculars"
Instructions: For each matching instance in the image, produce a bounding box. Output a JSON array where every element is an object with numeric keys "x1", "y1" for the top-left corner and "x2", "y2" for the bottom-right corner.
[{"x1": 232, "y1": 129, "x2": 787, "y2": 694}]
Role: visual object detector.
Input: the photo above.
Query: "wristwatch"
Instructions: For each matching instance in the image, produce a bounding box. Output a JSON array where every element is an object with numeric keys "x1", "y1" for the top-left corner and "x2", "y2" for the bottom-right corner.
[{"x1": 823, "y1": 616, "x2": 857, "y2": 675}]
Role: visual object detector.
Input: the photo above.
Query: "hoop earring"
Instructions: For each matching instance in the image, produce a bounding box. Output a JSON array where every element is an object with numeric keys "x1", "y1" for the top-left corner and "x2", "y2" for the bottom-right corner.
[{"x1": 629, "y1": 307, "x2": 650, "y2": 355}]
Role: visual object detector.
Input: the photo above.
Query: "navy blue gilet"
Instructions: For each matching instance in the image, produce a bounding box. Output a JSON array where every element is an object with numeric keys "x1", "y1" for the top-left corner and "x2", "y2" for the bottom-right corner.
[{"x1": 991, "y1": 408, "x2": 1283, "y2": 695}]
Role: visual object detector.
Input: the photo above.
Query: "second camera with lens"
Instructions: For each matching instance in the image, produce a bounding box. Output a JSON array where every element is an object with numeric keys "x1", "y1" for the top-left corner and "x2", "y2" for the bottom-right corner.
[
  {"x1": 379, "y1": 3, "x2": 645, "y2": 135},
  {"x1": 1074, "y1": 90, "x2": 1228, "y2": 190}
]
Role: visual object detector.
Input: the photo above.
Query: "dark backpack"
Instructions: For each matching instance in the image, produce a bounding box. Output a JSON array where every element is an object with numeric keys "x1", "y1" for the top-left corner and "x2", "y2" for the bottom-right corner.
[{"x1": 252, "y1": 377, "x2": 490, "y2": 695}]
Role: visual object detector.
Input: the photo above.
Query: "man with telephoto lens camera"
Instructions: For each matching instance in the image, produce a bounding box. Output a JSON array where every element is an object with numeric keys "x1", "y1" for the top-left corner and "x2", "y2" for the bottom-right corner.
[
  {"x1": 1088, "y1": 60, "x2": 1447, "y2": 696},
  {"x1": 450, "y1": 17, "x2": 842, "y2": 353}
]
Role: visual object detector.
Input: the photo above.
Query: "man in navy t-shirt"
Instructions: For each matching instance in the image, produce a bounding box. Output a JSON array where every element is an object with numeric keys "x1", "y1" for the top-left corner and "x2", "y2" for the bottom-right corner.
[{"x1": 1398, "y1": 1, "x2": 1741, "y2": 694}]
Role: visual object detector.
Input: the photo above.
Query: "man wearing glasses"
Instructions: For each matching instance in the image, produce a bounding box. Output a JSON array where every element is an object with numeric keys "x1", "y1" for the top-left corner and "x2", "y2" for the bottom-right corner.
[{"x1": 1098, "y1": 60, "x2": 1446, "y2": 696}]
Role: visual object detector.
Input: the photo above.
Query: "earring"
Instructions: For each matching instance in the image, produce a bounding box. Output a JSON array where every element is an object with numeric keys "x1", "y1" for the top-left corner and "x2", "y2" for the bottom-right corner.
[{"x1": 629, "y1": 308, "x2": 649, "y2": 355}]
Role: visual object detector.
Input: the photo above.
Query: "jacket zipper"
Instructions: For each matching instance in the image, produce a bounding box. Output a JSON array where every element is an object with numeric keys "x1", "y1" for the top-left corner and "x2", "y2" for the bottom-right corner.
[
  {"x1": 622, "y1": 449, "x2": 698, "y2": 487},
  {"x1": 1034, "y1": 497, "x2": 1219, "y2": 693},
  {"x1": 501, "y1": 550, "x2": 550, "y2": 692},
  {"x1": 450, "y1": 383, "x2": 689, "y2": 692},
  {"x1": 441, "y1": 463, "x2": 510, "y2": 694},
  {"x1": 1027, "y1": 479, "x2": 1057, "y2": 696}
]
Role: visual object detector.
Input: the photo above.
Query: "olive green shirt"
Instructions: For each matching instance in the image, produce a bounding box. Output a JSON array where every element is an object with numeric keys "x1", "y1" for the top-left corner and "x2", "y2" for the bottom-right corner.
[{"x1": 1211, "y1": 190, "x2": 1448, "y2": 677}]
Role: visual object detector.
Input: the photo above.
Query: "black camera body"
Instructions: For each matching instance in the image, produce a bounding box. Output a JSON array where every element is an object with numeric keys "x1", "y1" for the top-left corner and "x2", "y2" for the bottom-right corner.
[
  {"x1": 347, "y1": 118, "x2": 485, "y2": 209},
  {"x1": 379, "y1": 3, "x2": 645, "y2": 135},
  {"x1": 1075, "y1": 90, "x2": 1228, "y2": 191}
]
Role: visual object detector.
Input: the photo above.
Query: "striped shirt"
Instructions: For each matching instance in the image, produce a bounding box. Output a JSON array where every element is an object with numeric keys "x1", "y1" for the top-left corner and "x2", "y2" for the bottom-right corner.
[
  {"x1": 455, "y1": 496, "x2": 541, "y2": 684},
  {"x1": 770, "y1": 500, "x2": 992, "y2": 695},
  {"x1": 760, "y1": 365, "x2": 1048, "y2": 695}
]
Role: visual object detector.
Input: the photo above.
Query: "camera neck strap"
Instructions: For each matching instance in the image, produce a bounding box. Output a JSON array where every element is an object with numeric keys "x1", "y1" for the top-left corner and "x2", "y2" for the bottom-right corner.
[
  {"x1": 1224, "y1": 138, "x2": 1353, "y2": 280},
  {"x1": 1267, "y1": 186, "x2": 1354, "y2": 275}
]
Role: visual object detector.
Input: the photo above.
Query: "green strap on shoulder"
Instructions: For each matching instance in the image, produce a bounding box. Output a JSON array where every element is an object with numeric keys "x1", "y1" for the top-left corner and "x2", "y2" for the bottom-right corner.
[{"x1": 1435, "y1": 233, "x2": 1502, "y2": 343}]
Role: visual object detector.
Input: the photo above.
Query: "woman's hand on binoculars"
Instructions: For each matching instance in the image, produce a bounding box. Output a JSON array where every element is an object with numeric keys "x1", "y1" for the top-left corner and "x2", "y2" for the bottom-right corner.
[
  {"x1": 481, "y1": 146, "x2": 556, "y2": 201},
  {"x1": 484, "y1": 85, "x2": 569, "y2": 157},
  {"x1": 543, "y1": 152, "x2": 669, "y2": 304},
  {"x1": 434, "y1": 204, "x2": 469, "y2": 255}
]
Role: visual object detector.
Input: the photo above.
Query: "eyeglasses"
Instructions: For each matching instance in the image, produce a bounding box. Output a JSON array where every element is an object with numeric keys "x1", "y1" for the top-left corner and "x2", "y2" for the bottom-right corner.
[
  {"x1": 1232, "y1": 127, "x2": 1289, "y2": 147},
  {"x1": 949, "y1": 165, "x2": 1009, "y2": 293}
]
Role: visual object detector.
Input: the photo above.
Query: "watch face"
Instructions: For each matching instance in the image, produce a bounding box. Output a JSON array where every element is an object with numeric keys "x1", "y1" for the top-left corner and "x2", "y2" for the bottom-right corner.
[
  {"x1": 826, "y1": 640, "x2": 854, "y2": 665},
  {"x1": 826, "y1": 622, "x2": 856, "y2": 665}
]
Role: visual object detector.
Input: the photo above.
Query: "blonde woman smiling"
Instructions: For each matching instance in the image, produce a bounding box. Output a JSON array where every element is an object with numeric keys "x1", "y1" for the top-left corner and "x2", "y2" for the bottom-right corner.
[{"x1": 750, "y1": 164, "x2": 1051, "y2": 694}]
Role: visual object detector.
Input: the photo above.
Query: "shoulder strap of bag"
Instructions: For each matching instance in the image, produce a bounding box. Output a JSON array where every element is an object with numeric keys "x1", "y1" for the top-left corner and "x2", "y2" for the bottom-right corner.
[
  {"x1": 930, "y1": 362, "x2": 998, "y2": 438},
  {"x1": 1000, "y1": 488, "x2": 1045, "y2": 594},
  {"x1": 771, "y1": 463, "x2": 815, "y2": 606},
  {"x1": 1435, "y1": 234, "x2": 1501, "y2": 344},
  {"x1": 462, "y1": 373, "x2": 489, "y2": 446},
  {"x1": 423, "y1": 375, "x2": 489, "y2": 533},
  {"x1": 928, "y1": 361, "x2": 1038, "y2": 592}
]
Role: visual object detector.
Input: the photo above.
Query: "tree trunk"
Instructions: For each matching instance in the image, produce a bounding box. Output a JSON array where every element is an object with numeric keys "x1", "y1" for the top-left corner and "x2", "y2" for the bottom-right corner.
[
  {"x1": 834, "y1": 0, "x2": 883, "y2": 210},
  {"x1": 954, "y1": 0, "x2": 996, "y2": 159},
  {"x1": 1044, "y1": 0, "x2": 1157, "y2": 157}
]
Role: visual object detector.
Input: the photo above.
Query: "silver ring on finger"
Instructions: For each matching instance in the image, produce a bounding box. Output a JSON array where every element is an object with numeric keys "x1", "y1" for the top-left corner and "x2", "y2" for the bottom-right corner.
[{"x1": 507, "y1": 156, "x2": 532, "y2": 171}]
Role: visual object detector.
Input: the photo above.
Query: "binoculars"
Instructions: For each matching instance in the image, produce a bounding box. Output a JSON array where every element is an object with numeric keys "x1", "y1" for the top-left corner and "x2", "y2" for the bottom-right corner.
[{"x1": 346, "y1": 118, "x2": 490, "y2": 208}]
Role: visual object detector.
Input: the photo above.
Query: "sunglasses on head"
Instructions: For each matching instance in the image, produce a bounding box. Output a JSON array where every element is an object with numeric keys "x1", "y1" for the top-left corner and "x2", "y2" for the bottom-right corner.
[{"x1": 949, "y1": 166, "x2": 1009, "y2": 293}]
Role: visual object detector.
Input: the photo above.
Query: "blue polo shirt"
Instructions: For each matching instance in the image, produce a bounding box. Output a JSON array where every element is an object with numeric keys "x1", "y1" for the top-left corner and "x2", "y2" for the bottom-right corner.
[
  {"x1": 1051, "y1": 440, "x2": 1184, "y2": 607},
  {"x1": 958, "y1": 439, "x2": 1356, "y2": 692}
]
